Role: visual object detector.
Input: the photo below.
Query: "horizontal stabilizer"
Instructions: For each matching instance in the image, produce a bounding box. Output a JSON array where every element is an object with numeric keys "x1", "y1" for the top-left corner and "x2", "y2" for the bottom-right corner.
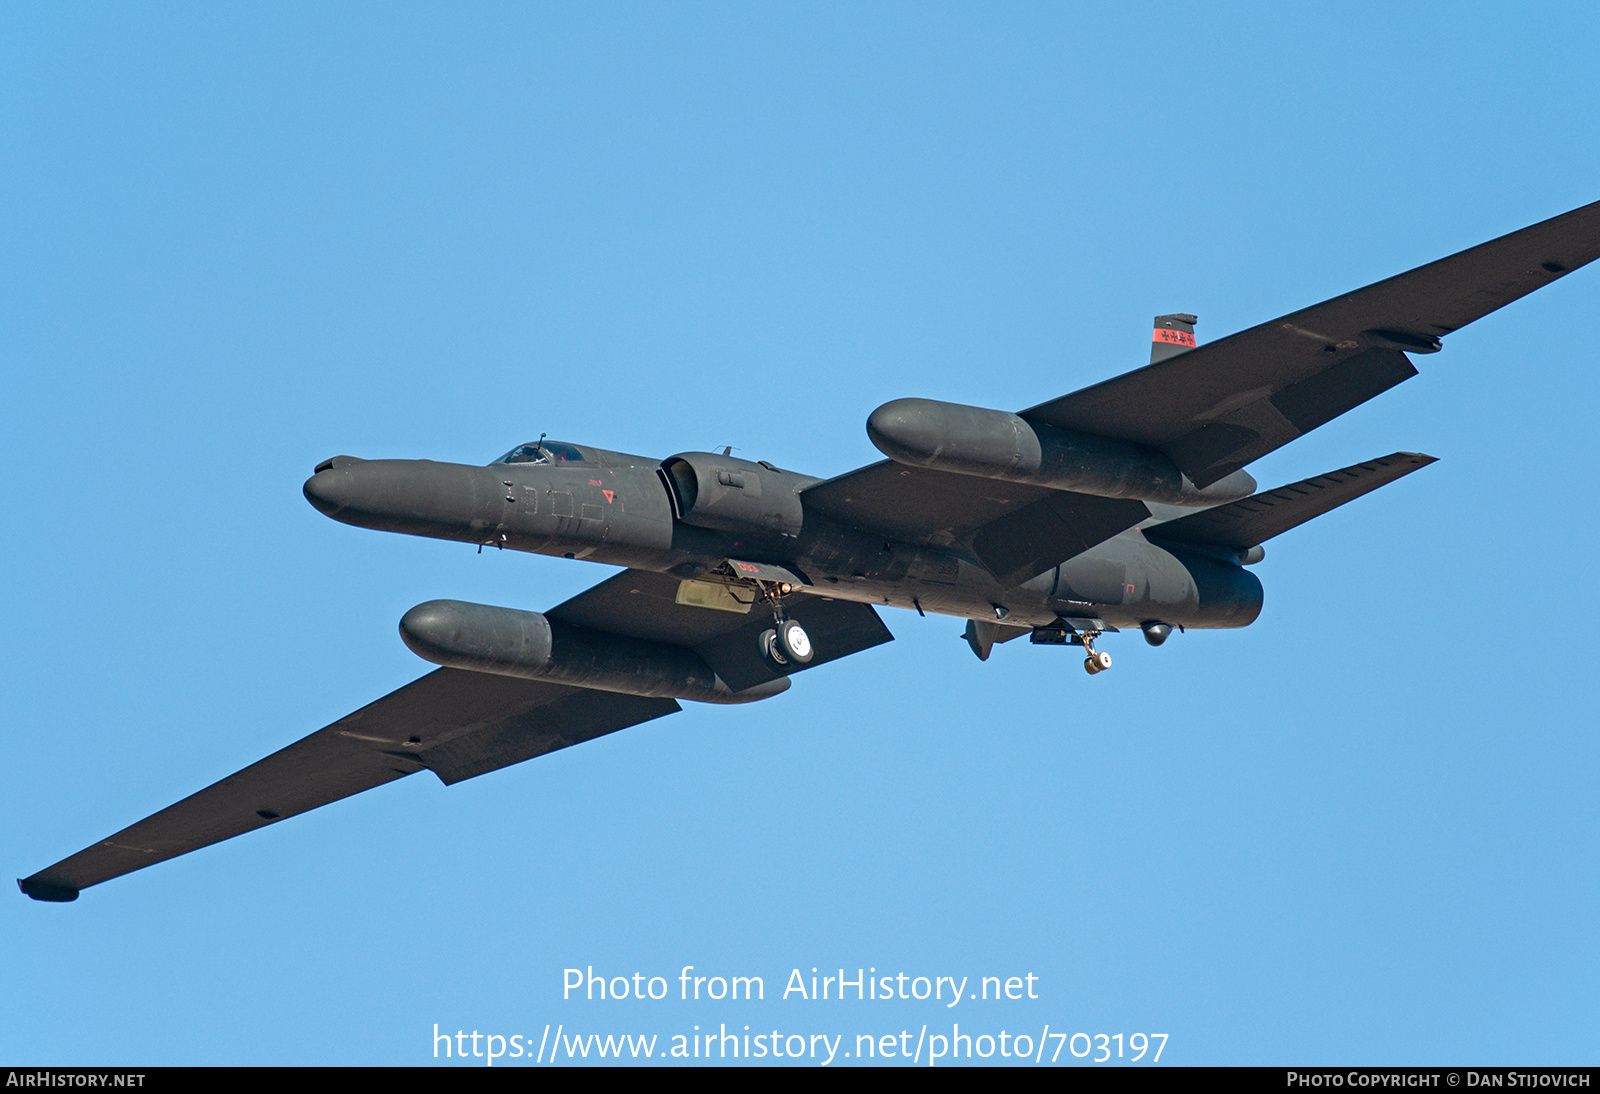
[{"x1": 1147, "y1": 452, "x2": 1436, "y2": 550}]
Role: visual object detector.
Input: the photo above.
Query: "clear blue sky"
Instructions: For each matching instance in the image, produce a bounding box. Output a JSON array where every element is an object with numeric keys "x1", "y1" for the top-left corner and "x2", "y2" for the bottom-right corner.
[{"x1": 4, "y1": 2, "x2": 1597, "y2": 1066}]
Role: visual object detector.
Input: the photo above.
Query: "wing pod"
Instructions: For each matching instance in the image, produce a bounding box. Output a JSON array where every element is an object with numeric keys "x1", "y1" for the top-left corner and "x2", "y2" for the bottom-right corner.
[
  {"x1": 867, "y1": 397, "x2": 1256, "y2": 507},
  {"x1": 399, "y1": 599, "x2": 789, "y2": 705}
]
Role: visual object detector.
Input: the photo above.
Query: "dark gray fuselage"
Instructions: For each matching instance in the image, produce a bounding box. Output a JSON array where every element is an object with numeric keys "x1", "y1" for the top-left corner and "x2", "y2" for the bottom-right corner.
[{"x1": 304, "y1": 444, "x2": 1263, "y2": 635}]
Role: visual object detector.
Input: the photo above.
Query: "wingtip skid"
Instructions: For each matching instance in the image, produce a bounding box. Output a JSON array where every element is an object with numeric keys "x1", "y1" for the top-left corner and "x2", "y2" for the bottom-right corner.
[{"x1": 18, "y1": 876, "x2": 79, "y2": 902}]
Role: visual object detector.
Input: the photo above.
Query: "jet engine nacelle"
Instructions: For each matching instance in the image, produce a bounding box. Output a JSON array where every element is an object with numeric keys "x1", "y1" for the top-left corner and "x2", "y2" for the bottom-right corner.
[
  {"x1": 867, "y1": 398, "x2": 1256, "y2": 506},
  {"x1": 659, "y1": 453, "x2": 806, "y2": 538},
  {"x1": 399, "y1": 599, "x2": 788, "y2": 705}
]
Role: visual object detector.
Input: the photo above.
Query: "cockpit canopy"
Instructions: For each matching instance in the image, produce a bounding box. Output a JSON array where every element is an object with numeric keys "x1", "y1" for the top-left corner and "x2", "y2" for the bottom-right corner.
[{"x1": 492, "y1": 440, "x2": 589, "y2": 466}]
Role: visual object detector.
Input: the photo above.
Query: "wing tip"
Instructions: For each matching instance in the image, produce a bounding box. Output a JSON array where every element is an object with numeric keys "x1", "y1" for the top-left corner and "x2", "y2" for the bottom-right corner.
[{"x1": 18, "y1": 876, "x2": 79, "y2": 903}]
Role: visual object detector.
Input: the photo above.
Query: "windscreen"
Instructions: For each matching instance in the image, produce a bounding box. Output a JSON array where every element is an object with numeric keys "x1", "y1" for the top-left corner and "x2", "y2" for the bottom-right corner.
[{"x1": 493, "y1": 441, "x2": 588, "y2": 465}]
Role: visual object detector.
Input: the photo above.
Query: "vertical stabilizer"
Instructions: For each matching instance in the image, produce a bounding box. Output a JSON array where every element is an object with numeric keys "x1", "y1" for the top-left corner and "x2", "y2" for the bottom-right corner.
[{"x1": 1151, "y1": 313, "x2": 1198, "y2": 364}]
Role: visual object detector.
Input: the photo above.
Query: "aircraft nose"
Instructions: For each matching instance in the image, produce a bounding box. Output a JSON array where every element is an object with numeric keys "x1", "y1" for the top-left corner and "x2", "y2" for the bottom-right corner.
[
  {"x1": 300, "y1": 456, "x2": 509, "y2": 544},
  {"x1": 303, "y1": 457, "x2": 366, "y2": 517}
]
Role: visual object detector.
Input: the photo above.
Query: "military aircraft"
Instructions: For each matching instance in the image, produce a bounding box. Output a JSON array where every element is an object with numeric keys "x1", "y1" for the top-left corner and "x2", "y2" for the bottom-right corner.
[{"x1": 21, "y1": 200, "x2": 1600, "y2": 902}]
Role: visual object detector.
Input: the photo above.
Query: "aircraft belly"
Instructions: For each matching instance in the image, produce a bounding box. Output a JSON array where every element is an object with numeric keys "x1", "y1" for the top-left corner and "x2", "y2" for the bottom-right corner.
[
  {"x1": 792, "y1": 534, "x2": 1262, "y2": 632},
  {"x1": 1074, "y1": 541, "x2": 1262, "y2": 630},
  {"x1": 1056, "y1": 555, "x2": 1132, "y2": 605},
  {"x1": 591, "y1": 519, "x2": 1264, "y2": 635},
  {"x1": 790, "y1": 563, "x2": 1062, "y2": 629}
]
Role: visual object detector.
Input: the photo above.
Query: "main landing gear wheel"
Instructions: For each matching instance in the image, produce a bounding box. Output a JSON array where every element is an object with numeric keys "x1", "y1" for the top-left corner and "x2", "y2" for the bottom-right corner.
[
  {"x1": 777, "y1": 619, "x2": 813, "y2": 663},
  {"x1": 730, "y1": 564, "x2": 813, "y2": 671},
  {"x1": 1068, "y1": 628, "x2": 1111, "y2": 676},
  {"x1": 759, "y1": 620, "x2": 814, "y2": 669}
]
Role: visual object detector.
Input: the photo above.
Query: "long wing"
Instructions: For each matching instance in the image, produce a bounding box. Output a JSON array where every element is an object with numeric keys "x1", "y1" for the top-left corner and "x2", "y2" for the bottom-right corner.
[
  {"x1": 1024, "y1": 199, "x2": 1600, "y2": 486},
  {"x1": 801, "y1": 461, "x2": 1150, "y2": 589},
  {"x1": 21, "y1": 568, "x2": 895, "y2": 901},
  {"x1": 18, "y1": 669, "x2": 679, "y2": 901},
  {"x1": 804, "y1": 203, "x2": 1599, "y2": 580}
]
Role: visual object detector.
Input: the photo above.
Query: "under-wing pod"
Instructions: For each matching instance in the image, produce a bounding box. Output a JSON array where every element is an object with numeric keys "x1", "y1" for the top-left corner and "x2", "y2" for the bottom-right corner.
[
  {"x1": 867, "y1": 397, "x2": 1255, "y2": 507},
  {"x1": 399, "y1": 599, "x2": 789, "y2": 705}
]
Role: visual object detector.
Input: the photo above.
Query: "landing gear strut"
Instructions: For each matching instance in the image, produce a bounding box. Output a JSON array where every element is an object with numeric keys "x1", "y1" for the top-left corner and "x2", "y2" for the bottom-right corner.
[
  {"x1": 1073, "y1": 631, "x2": 1112, "y2": 676},
  {"x1": 719, "y1": 563, "x2": 813, "y2": 670},
  {"x1": 1029, "y1": 621, "x2": 1113, "y2": 675}
]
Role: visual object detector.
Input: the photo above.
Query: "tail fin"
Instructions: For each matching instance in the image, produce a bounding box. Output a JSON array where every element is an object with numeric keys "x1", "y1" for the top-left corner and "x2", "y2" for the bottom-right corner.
[
  {"x1": 1151, "y1": 313, "x2": 1198, "y2": 364},
  {"x1": 1146, "y1": 451, "x2": 1436, "y2": 550}
]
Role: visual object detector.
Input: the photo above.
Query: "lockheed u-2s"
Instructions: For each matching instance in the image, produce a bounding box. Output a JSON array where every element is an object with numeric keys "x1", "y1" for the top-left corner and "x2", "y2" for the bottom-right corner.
[{"x1": 21, "y1": 201, "x2": 1600, "y2": 901}]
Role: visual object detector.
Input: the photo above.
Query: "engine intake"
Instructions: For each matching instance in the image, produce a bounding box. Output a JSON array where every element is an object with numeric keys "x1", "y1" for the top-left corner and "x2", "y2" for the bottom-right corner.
[{"x1": 660, "y1": 453, "x2": 805, "y2": 537}]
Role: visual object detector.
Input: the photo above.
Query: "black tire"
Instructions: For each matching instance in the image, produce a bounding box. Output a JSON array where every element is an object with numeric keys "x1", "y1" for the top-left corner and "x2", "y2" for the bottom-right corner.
[{"x1": 758, "y1": 628, "x2": 788, "y2": 669}]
